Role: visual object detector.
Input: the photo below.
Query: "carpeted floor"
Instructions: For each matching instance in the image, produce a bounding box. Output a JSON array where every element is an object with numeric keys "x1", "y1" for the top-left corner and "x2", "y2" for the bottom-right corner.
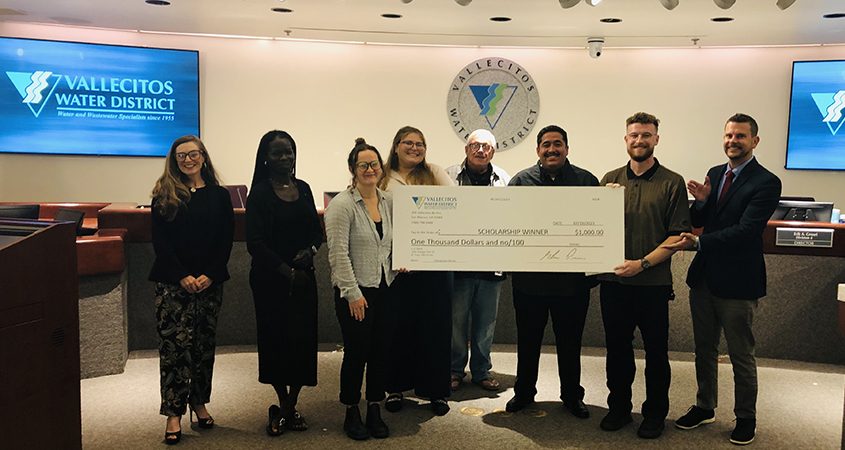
[{"x1": 81, "y1": 345, "x2": 844, "y2": 449}]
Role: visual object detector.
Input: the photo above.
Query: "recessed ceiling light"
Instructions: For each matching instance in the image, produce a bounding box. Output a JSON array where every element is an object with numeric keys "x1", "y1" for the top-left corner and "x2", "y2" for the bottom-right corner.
[
  {"x1": 710, "y1": 17, "x2": 734, "y2": 22},
  {"x1": 381, "y1": 13, "x2": 402, "y2": 19},
  {"x1": 600, "y1": 18, "x2": 622, "y2": 23},
  {"x1": 145, "y1": 0, "x2": 170, "y2": 5},
  {"x1": 490, "y1": 16, "x2": 512, "y2": 22},
  {"x1": 271, "y1": 7, "x2": 293, "y2": 13},
  {"x1": 823, "y1": 13, "x2": 845, "y2": 19}
]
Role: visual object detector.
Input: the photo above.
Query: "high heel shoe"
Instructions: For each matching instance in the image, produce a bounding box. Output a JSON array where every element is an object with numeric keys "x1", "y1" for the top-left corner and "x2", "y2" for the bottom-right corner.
[
  {"x1": 190, "y1": 405, "x2": 215, "y2": 429},
  {"x1": 164, "y1": 429, "x2": 181, "y2": 445},
  {"x1": 164, "y1": 416, "x2": 182, "y2": 445}
]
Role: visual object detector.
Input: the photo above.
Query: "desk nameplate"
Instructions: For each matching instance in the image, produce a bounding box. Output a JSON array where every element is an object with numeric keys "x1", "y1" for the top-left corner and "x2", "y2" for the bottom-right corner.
[{"x1": 775, "y1": 227, "x2": 834, "y2": 248}]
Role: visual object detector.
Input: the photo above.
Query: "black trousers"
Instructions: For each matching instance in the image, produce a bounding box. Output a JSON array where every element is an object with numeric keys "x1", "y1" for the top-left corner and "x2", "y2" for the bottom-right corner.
[
  {"x1": 600, "y1": 281, "x2": 672, "y2": 419},
  {"x1": 334, "y1": 282, "x2": 395, "y2": 405},
  {"x1": 512, "y1": 289, "x2": 590, "y2": 403},
  {"x1": 386, "y1": 271, "x2": 453, "y2": 400}
]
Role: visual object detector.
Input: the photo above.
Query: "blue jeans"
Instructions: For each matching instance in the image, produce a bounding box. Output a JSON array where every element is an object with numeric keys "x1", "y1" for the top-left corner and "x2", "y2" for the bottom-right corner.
[{"x1": 450, "y1": 277, "x2": 503, "y2": 382}]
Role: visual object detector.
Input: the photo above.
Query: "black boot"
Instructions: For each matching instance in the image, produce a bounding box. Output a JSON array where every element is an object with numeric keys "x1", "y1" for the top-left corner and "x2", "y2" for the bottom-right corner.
[
  {"x1": 366, "y1": 403, "x2": 389, "y2": 439},
  {"x1": 343, "y1": 405, "x2": 369, "y2": 440}
]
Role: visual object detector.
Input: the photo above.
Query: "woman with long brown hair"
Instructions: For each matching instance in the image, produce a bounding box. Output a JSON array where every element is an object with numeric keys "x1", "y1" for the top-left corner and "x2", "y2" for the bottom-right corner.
[
  {"x1": 379, "y1": 126, "x2": 455, "y2": 417},
  {"x1": 149, "y1": 135, "x2": 234, "y2": 445},
  {"x1": 326, "y1": 138, "x2": 396, "y2": 440}
]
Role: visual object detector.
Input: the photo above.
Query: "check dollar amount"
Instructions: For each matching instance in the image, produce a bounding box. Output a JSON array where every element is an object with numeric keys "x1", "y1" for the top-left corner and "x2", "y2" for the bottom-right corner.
[{"x1": 392, "y1": 186, "x2": 624, "y2": 272}]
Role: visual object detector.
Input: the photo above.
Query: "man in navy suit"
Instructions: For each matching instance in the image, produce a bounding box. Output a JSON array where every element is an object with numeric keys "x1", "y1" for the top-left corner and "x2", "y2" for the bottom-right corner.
[{"x1": 664, "y1": 113, "x2": 781, "y2": 446}]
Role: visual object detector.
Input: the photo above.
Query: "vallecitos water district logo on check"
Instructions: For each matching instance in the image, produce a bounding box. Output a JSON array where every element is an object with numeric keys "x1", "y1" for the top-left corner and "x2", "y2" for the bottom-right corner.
[{"x1": 446, "y1": 57, "x2": 540, "y2": 150}]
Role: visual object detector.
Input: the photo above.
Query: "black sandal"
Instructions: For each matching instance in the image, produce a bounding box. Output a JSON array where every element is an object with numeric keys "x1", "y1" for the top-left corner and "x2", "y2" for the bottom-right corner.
[
  {"x1": 190, "y1": 405, "x2": 214, "y2": 429},
  {"x1": 385, "y1": 392, "x2": 403, "y2": 413},
  {"x1": 284, "y1": 410, "x2": 308, "y2": 431},
  {"x1": 164, "y1": 429, "x2": 181, "y2": 446},
  {"x1": 266, "y1": 405, "x2": 285, "y2": 436}
]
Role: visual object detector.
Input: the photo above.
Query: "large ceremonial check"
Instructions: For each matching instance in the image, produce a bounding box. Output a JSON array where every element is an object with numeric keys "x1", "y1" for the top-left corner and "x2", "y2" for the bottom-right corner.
[{"x1": 392, "y1": 185, "x2": 624, "y2": 272}]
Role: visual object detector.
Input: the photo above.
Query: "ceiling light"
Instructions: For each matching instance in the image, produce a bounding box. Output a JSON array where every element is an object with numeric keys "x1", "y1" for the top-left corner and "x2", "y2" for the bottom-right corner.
[
  {"x1": 401, "y1": 0, "x2": 413, "y2": 3},
  {"x1": 145, "y1": 0, "x2": 170, "y2": 5},
  {"x1": 586, "y1": 0, "x2": 602, "y2": 5},
  {"x1": 559, "y1": 0, "x2": 580, "y2": 8},
  {"x1": 714, "y1": 0, "x2": 736, "y2": 9},
  {"x1": 455, "y1": 0, "x2": 472, "y2": 5},
  {"x1": 659, "y1": 0, "x2": 679, "y2": 10},
  {"x1": 776, "y1": 0, "x2": 796, "y2": 10}
]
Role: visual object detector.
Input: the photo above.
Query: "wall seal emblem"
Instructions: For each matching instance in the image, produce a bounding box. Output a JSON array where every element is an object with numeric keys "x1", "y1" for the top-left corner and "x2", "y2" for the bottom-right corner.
[{"x1": 446, "y1": 57, "x2": 540, "y2": 150}]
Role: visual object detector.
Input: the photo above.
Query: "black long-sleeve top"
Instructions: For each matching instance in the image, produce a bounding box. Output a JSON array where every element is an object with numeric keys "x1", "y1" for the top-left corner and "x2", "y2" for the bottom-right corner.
[
  {"x1": 148, "y1": 185, "x2": 235, "y2": 286},
  {"x1": 246, "y1": 179, "x2": 323, "y2": 273},
  {"x1": 508, "y1": 160, "x2": 600, "y2": 296}
]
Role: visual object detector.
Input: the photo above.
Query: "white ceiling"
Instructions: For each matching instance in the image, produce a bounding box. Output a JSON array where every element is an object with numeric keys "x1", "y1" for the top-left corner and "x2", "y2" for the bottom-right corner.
[{"x1": 1, "y1": 0, "x2": 844, "y2": 48}]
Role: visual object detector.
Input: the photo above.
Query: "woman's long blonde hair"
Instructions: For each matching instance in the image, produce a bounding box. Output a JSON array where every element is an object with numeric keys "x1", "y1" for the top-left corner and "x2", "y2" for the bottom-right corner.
[
  {"x1": 151, "y1": 135, "x2": 221, "y2": 221},
  {"x1": 379, "y1": 125, "x2": 436, "y2": 189}
]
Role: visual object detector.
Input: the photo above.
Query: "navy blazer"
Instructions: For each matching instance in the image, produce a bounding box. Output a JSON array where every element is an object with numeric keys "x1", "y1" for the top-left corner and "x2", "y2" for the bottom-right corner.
[{"x1": 686, "y1": 157, "x2": 782, "y2": 300}]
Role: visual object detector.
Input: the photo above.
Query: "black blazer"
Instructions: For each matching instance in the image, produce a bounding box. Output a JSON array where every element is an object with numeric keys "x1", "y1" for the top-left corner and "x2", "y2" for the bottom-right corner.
[{"x1": 686, "y1": 157, "x2": 782, "y2": 300}]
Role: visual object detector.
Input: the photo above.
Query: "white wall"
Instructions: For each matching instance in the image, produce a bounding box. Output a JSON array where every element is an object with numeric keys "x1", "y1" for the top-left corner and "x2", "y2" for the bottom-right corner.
[{"x1": 1, "y1": 22, "x2": 843, "y2": 209}]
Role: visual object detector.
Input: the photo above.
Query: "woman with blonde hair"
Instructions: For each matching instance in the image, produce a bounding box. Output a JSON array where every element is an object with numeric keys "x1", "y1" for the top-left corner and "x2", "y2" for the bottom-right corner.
[
  {"x1": 149, "y1": 135, "x2": 234, "y2": 445},
  {"x1": 380, "y1": 126, "x2": 455, "y2": 416}
]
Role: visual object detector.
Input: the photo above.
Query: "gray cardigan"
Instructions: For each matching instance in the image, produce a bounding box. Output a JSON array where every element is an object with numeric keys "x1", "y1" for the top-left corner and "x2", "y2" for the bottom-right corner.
[{"x1": 325, "y1": 187, "x2": 395, "y2": 302}]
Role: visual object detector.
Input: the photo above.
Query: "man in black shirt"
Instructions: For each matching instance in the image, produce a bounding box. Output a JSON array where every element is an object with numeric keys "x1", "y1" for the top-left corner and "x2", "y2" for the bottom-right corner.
[{"x1": 506, "y1": 125, "x2": 599, "y2": 419}]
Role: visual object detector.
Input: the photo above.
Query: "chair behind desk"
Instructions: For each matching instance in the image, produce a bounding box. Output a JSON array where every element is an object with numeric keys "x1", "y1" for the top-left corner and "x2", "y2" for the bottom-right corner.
[
  {"x1": 225, "y1": 185, "x2": 248, "y2": 208},
  {"x1": 0, "y1": 204, "x2": 40, "y2": 219}
]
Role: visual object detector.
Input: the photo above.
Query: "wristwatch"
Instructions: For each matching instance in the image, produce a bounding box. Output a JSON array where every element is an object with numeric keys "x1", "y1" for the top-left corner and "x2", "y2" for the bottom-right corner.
[{"x1": 640, "y1": 258, "x2": 652, "y2": 270}]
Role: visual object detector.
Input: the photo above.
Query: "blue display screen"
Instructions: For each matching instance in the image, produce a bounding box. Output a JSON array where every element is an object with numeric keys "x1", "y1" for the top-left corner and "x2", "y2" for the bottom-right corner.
[
  {"x1": 785, "y1": 60, "x2": 845, "y2": 170},
  {"x1": 0, "y1": 37, "x2": 199, "y2": 157}
]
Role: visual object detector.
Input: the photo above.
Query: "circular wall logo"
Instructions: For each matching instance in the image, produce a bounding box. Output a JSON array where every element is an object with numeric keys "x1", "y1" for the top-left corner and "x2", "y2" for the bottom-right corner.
[{"x1": 446, "y1": 57, "x2": 540, "y2": 150}]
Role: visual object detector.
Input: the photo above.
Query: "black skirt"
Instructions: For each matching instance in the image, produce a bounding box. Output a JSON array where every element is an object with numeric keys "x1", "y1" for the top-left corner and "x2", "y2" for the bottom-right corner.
[{"x1": 250, "y1": 267, "x2": 318, "y2": 386}]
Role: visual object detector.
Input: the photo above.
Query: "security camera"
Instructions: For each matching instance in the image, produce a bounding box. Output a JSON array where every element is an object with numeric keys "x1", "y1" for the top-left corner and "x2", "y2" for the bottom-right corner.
[{"x1": 587, "y1": 37, "x2": 604, "y2": 59}]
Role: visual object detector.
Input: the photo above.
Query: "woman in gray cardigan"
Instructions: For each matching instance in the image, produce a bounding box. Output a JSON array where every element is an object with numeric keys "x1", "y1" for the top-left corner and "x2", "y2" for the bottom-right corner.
[{"x1": 325, "y1": 138, "x2": 396, "y2": 441}]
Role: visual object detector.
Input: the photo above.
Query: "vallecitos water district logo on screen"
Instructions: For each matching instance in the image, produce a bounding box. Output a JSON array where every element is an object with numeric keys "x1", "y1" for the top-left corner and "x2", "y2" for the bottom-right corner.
[
  {"x1": 5, "y1": 70, "x2": 178, "y2": 120},
  {"x1": 812, "y1": 89, "x2": 845, "y2": 136}
]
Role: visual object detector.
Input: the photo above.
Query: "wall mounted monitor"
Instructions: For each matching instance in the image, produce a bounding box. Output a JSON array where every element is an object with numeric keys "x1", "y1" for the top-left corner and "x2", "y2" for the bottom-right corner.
[
  {"x1": 785, "y1": 60, "x2": 845, "y2": 170},
  {"x1": 0, "y1": 37, "x2": 199, "y2": 157}
]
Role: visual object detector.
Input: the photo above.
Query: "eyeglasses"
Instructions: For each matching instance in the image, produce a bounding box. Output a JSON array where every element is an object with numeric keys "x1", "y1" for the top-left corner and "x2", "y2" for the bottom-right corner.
[
  {"x1": 175, "y1": 150, "x2": 202, "y2": 161},
  {"x1": 400, "y1": 140, "x2": 426, "y2": 149},
  {"x1": 355, "y1": 161, "x2": 381, "y2": 171},
  {"x1": 467, "y1": 142, "x2": 493, "y2": 152}
]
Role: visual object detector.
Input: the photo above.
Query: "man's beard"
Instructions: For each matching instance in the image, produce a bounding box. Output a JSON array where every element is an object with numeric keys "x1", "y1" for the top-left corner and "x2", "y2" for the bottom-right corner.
[{"x1": 628, "y1": 145, "x2": 653, "y2": 162}]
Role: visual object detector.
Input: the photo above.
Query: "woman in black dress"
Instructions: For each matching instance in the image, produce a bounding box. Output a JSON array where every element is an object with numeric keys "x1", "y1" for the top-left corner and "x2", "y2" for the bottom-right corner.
[
  {"x1": 246, "y1": 130, "x2": 322, "y2": 436},
  {"x1": 149, "y1": 135, "x2": 234, "y2": 445}
]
